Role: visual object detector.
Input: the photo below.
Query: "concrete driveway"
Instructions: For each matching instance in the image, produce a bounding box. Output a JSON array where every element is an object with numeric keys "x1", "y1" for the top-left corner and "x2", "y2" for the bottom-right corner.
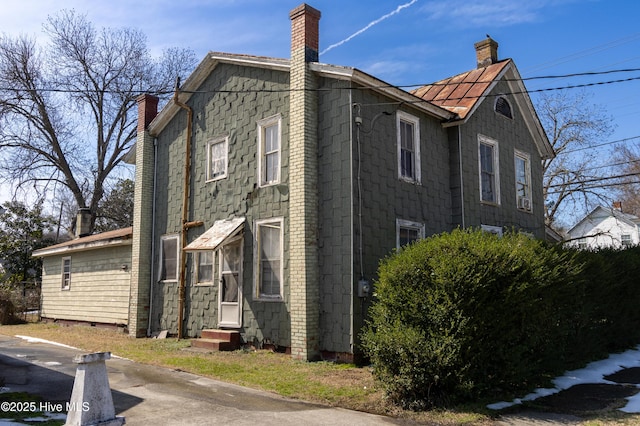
[{"x1": 0, "y1": 334, "x2": 411, "y2": 425}]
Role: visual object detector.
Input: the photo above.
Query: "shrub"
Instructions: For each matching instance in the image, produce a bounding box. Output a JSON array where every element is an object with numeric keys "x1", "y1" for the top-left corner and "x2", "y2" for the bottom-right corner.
[{"x1": 361, "y1": 228, "x2": 584, "y2": 408}]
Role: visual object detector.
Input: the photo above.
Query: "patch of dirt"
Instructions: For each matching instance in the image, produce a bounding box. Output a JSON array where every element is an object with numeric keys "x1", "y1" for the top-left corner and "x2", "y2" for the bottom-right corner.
[
  {"x1": 605, "y1": 366, "x2": 640, "y2": 384},
  {"x1": 530, "y1": 383, "x2": 639, "y2": 415}
]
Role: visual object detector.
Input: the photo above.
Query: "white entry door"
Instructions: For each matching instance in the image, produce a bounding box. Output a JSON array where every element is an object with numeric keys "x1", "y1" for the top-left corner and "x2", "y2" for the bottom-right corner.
[{"x1": 218, "y1": 239, "x2": 242, "y2": 328}]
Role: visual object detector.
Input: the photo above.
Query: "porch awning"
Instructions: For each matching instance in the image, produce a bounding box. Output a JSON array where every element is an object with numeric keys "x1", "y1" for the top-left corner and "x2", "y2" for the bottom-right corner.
[{"x1": 183, "y1": 217, "x2": 245, "y2": 252}]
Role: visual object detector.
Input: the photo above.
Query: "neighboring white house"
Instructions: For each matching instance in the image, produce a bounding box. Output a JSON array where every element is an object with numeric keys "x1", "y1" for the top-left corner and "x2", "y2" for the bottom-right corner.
[{"x1": 566, "y1": 205, "x2": 640, "y2": 250}]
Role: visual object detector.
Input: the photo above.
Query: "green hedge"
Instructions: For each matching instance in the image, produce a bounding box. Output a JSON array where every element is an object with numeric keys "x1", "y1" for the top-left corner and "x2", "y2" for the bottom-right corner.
[{"x1": 361, "y1": 229, "x2": 640, "y2": 409}]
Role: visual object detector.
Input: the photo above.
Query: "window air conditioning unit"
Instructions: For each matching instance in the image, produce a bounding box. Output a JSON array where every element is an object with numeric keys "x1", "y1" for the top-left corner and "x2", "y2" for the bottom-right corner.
[{"x1": 518, "y1": 197, "x2": 532, "y2": 211}]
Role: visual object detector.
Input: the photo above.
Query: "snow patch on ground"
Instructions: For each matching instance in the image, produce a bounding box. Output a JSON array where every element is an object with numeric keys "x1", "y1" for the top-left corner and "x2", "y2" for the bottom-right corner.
[
  {"x1": 14, "y1": 335, "x2": 79, "y2": 350},
  {"x1": 488, "y1": 345, "x2": 640, "y2": 413}
]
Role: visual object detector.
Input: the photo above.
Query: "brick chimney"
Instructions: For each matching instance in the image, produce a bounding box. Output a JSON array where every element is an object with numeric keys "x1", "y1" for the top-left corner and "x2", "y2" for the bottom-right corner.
[
  {"x1": 129, "y1": 93, "x2": 158, "y2": 337},
  {"x1": 289, "y1": 3, "x2": 321, "y2": 361},
  {"x1": 137, "y1": 94, "x2": 159, "y2": 133},
  {"x1": 613, "y1": 201, "x2": 623, "y2": 211},
  {"x1": 75, "y1": 208, "x2": 91, "y2": 238},
  {"x1": 474, "y1": 37, "x2": 499, "y2": 68},
  {"x1": 290, "y1": 4, "x2": 321, "y2": 62}
]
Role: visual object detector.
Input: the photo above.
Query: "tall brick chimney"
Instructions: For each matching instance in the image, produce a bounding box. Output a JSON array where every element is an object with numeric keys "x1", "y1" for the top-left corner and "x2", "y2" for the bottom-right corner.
[
  {"x1": 290, "y1": 4, "x2": 321, "y2": 62},
  {"x1": 129, "y1": 93, "x2": 159, "y2": 338},
  {"x1": 289, "y1": 3, "x2": 321, "y2": 361},
  {"x1": 474, "y1": 37, "x2": 499, "y2": 68}
]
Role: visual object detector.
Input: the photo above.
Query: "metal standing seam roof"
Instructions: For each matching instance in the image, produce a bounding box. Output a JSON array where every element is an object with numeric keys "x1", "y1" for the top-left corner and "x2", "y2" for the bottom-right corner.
[{"x1": 411, "y1": 60, "x2": 511, "y2": 119}]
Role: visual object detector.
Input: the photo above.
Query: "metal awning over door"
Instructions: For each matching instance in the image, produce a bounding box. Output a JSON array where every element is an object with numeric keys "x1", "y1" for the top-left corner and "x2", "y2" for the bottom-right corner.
[{"x1": 183, "y1": 217, "x2": 245, "y2": 252}]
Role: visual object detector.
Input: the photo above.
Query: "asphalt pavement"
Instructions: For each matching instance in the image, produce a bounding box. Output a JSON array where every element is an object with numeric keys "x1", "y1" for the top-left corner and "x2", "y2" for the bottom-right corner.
[{"x1": 0, "y1": 334, "x2": 412, "y2": 425}]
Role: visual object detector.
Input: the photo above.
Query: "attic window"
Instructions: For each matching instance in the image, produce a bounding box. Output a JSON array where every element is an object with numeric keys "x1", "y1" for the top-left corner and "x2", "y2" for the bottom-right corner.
[{"x1": 495, "y1": 96, "x2": 512, "y2": 119}]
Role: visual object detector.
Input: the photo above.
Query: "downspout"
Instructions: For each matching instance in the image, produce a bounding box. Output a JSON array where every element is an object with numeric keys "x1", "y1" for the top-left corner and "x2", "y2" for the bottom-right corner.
[
  {"x1": 348, "y1": 89, "x2": 354, "y2": 352},
  {"x1": 147, "y1": 138, "x2": 158, "y2": 336},
  {"x1": 174, "y1": 79, "x2": 193, "y2": 340},
  {"x1": 458, "y1": 125, "x2": 466, "y2": 228}
]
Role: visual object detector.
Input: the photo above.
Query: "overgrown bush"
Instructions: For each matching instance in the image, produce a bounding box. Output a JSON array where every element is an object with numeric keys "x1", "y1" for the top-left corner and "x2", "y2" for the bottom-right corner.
[{"x1": 361, "y1": 229, "x2": 584, "y2": 409}]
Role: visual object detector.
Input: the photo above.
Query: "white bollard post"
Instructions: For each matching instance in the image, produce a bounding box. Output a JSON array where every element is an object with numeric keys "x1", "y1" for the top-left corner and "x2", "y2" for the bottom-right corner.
[{"x1": 65, "y1": 352, "x2": 125, "y2": 426}]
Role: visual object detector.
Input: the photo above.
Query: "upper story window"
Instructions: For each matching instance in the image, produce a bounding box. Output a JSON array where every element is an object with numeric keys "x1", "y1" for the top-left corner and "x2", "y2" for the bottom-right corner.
[
  {"x1": 61, "y1": 257, "x2": 71, "y2": 290},
  {"x1": 478, "y1": 135, "x2": 500, "y2": 205},
  {"x1": 159, "y1": 234, "x2": 179, "y2": 282},
  {"x1": 257, "y1": 115, "x2": 281, "y2": 187},
  {"x1": 515, "y1": 150, "x2": 532, "y2": 211},
  {"x1": 396, "y1": 111, "x2": 421, "y2": 184},
  {"x1": 495, "y1": 96, "x2": 512, "y2": 119},
  {"x1": 207, "y1": 136, "x2": 228, "y2": 181},
  {"x1": 396, "y1": 219, "x2": 425, "y2": 249},
  {"x1": 254, "y1": 218, "x2": 283, "y2": 301},
  {"x1": 621, "y1": 234, "x2": 633, "y2": 248}
]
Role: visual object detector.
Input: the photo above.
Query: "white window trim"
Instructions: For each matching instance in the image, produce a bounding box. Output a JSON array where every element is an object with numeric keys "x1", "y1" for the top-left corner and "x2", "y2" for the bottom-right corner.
[
  {"x1": 396, "y1": 219, "x2": 425, "y2": 249},
  {"x1": 195, "y1": 251, "x2": 215, "y2": 286},
  {"x1": 206, "y1": 136, "x2": 228, "y2": 182},
  {"x1": 159, "y1": 234, "x2": 180, "y2": 283},
  {"x1": 61, "y1": 257, "x2": 71, "y2": 291},
  {"x1": 396, "y1": 111, "x2": 421, "y2": 184},
  {"x1": 514, "y1": 149, "x2": 532, "y2": 212},
  {"x1": 253, "y1": 217, "x2": 284, "y2": 301},
  {"x1": 257, "y1": 114, "x2": 282, "y2": 187},
  {"x1": 478, "y1": 135, "x2": 500, "y2": 205}
]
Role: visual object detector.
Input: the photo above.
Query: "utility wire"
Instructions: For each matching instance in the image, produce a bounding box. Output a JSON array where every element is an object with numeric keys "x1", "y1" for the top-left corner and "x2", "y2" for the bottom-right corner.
[
  {"x1": 560, "y1": 135, "x2": 640, "y2": 154},
  {"x1": 547, "y1": 171, "x2": 640, "y2": 189},
  {"x1": 1, "y1": 67, "x2": 640, "y2": 97}
]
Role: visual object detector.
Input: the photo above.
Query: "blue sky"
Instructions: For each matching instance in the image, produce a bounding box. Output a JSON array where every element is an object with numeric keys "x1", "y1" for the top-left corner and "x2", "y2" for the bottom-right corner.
[{"x1": 1, "y1": 0, "x2": 639, "y2": 221}]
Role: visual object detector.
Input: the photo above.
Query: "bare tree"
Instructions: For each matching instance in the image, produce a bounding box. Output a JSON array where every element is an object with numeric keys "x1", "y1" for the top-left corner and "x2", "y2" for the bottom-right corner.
[
  {"x1": 613, "y1": 144, "x2": 640, "y2": 217},
  {"x1": 537, "y1": 90, "x2": 614, "y2": 228},
  {"x1": 0, "y1": 10, "x2": 195, "y2": 232}
]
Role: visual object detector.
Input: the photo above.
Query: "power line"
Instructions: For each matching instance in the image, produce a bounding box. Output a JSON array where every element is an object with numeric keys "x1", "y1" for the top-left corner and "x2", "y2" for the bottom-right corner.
[
  {"x1": 547, "y1": 171, "x2": 640, "y2": 189},
  {"x1": 561, "y1": 135, "x2": 640, "y2": 154},
  {"x1": 546, "y1": 179, "x2": 640, "y2": 195},
  {"x1": 1, "y1": 67, "x2": 640, "y2": 98}
]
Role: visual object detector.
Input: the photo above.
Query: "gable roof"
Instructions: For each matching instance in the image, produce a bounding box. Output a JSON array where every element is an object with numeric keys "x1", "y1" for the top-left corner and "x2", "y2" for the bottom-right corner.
[
  {"x1": 568, "y1": 206, "x2": 640, "y2": 235},
  {"x1": 32, "y1": 227, "x2": 133, "y2": 257},
  {"x1": 147, "y1": 52, "x2": 455, "y2": 137},
  {"x1": 411, "y1": 59, "x2": 511, "y2": 119},
  {"x1": 411, "y1": 59, "x2": 555, "y2": 160}
]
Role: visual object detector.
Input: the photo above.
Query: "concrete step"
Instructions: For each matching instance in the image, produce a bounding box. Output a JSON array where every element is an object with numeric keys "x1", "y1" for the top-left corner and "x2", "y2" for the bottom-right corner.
[
  {"x1": 200, "y1": 329, "x2": 241, "y2": 346},
  {"x1": 190, "y1": 338, "x2": 239, "y2": 352}
]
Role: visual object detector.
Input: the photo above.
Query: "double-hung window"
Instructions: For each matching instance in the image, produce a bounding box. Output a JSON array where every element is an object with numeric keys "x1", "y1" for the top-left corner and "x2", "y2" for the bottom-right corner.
[
  {"x1": 479, "y1": 136, "x2": 499, "y2": 204},
  {"x1": 61, "y1": 257, "x2": 71, "y2": 290},
  {"x1": 159, "y1": 235, "x2": 179, "y2": 282},
  {"x1": 515, "y1": 150, "x2": 532, "y2": 211},
  {"x1": 397, "y1": 111, "x2": 421, "y2": 183},
  {"x1": 254, "y1": 218, "x2": 283, "y2": 300},
  {"x1": 196, "y1": 251, "x2": 214, "y2": 285},
  {"x1": 622, "y1": 234, "x2": 632, "y2": 248},
  {"x1": 207, "y1": 136, "x2": 228, "y2": 181},
  {"x1": 396, "y1": 219, "x2": 425, "y2": 249},
  {"x1": 257, "y1": 115, "x2": 281, "y2": 187}
]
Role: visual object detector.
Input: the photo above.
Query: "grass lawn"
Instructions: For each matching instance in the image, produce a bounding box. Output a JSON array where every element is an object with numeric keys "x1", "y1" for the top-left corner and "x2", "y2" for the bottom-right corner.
[{"x1": 2, "y1": 322, "x2": 640, "y2": 425}]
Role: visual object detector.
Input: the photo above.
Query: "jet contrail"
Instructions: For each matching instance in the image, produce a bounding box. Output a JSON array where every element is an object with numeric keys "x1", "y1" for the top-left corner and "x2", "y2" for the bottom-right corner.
[{"x1": 320, "y1": 0, "x2": 419, "y2": 56}]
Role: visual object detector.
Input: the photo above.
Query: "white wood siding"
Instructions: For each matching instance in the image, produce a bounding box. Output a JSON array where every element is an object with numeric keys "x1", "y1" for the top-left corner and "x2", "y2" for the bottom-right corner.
[{"x1": 40, "y1": 245, "x2": 132, "y2": 325}]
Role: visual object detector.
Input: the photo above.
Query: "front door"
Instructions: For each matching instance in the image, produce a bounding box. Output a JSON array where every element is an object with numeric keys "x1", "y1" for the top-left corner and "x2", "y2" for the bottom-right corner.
[{"x1": 218, "y1": 239, "x2": 242, "y2": 328}]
